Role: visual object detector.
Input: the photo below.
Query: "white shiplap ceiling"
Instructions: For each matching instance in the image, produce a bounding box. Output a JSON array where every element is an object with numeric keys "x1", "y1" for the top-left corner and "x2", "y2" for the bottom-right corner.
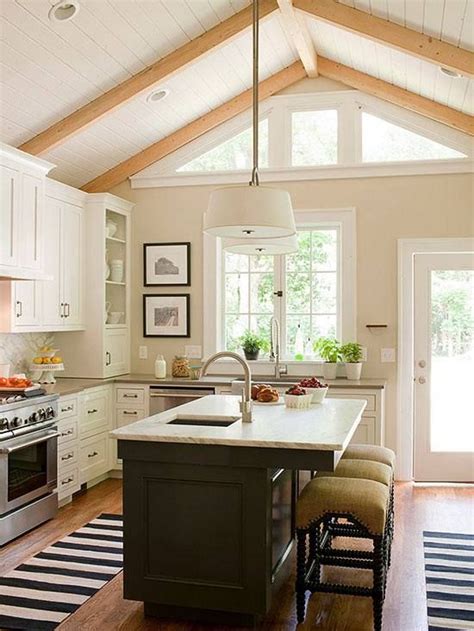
[{"x1": 0, "y1": 0, "x2": 472, "y2": 188}]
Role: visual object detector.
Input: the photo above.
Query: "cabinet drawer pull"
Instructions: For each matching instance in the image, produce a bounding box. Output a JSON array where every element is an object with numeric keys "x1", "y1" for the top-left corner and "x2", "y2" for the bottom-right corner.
[
  {"x1": 105, "y1": 351, "x2": 111, "y2": 366},
  {"x1": 87, "y1": 451, "x2": 98, "y2": 458},
  {"x1": 61, "y1": 429, "x2": 74, "y2": 437},
  {"x1": 60, "y1": 302, "x2": 64, "y2": 318},
  {"x1": 61, "y1": 476, "x2": 74, "y2": 485},
  {"x1": 123, "y1": 394, "x2": 138, "y2": 398},
  {"x1": 87, "y1": 408, "x2": 98, "y2": 414},
  {"x1": 123, "y1": 410, "x2": 138, "y2": 415},
  {"x1": 61, "y1": 453, "x2": 74, "y2": 461},
  {"x1": 61, "y1": 405, "x2": 73, "y2": 412},
  {"x1": 65, "y1": 302, "x2": 70, "y2": 318},
  {"x1": 16, "y1": 301, "x2": 22, "y2": 318}
]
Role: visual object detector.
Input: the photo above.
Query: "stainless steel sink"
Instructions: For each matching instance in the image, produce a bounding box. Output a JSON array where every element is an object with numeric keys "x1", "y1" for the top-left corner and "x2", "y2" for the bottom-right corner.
[{"x1": 168, "y1": 414, "x2": 240, "y2": 428}]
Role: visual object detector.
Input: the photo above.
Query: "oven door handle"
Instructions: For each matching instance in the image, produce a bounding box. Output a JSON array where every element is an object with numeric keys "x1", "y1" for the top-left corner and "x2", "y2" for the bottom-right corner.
[{"x1": 0, "y1": 431, "x2": 60, "y2": 454}]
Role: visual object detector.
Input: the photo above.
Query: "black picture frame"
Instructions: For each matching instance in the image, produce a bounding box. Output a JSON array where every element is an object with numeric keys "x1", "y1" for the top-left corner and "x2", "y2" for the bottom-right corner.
[
  {"x1": 143, "y1": 242, "x2": 191, "y2": 287},
  {"x1": 143, "y1": 294, "x2": 190, "y2": 338}
]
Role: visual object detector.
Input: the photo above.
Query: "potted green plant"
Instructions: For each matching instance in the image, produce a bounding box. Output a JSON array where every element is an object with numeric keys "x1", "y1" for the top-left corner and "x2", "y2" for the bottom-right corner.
[
  {"x1": 313, "y1": 337, "x2": 341, "y2": 380},
  {"x1": 341, "y1": 342, "x2": 363, "y2": 380},
  {"x1": 240, "y1": 331, "x2": 267, "y2": 361}
]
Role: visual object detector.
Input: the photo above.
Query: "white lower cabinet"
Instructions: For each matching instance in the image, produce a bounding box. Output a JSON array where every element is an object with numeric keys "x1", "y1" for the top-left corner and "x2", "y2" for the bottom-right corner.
[
  {"x1": 57, "y1": 394, "x2": 81, "y2": 502},
  {"x1": 327, "y1": 388, "x2": 385, "y2": 446},
  {"x1": 79, "y1": 385, "x2": 112, "y2": 485},
  {"x1": 111, "y1": 384, "x2": 148, "y2": 469}
]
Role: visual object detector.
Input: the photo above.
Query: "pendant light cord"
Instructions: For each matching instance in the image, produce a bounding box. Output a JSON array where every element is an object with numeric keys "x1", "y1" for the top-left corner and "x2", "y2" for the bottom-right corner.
[{"x1": 251, "y1": 0, "x2": 259, "y2": 187}]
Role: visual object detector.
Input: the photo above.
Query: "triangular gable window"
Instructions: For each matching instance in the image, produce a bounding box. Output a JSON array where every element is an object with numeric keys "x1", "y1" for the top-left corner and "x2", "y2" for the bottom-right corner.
[
  {"x1": 362, "y1": 112, "x2": 467, "y2": 162},
  {"x1": 178, "y1": 120, "x2": 268, "y2": 172}
]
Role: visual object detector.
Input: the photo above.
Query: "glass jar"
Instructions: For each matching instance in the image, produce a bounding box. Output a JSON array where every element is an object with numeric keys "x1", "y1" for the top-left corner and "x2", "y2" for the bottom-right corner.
[{"x1": 172, "y1": 355, "x2": 190, "y2": 378}]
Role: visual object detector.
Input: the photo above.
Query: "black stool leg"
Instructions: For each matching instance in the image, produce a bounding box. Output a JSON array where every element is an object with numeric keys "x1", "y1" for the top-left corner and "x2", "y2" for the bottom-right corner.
[
  {"x1": 296, "y1": 529, "x2": 307, "y2": 623},
  {"x1": 372, "y1": 535, "x2": 384, "y2": 631}
]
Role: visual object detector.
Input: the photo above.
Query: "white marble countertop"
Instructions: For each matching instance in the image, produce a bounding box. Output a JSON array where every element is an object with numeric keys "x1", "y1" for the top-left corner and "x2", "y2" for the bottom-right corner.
[{"x1": 111, "y1": 395, "x2": 366, "y2": 451}]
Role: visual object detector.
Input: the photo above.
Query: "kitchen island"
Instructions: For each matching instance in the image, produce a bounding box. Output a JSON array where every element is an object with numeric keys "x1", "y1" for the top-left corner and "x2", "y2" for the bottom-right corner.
[{"x1": 111, "y1": 395, "x2": 366, "y2": 625}]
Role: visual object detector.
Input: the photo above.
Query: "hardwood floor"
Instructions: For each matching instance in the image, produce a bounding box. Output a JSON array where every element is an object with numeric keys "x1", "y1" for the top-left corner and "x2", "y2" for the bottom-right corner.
[{"x1": 1, "y1": 480, "x2": 472, "y2": 630}]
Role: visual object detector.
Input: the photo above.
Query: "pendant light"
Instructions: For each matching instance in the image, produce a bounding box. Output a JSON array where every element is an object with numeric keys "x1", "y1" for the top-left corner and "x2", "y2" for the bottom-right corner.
[{"x1": 204, "y1": 0, "x2": 295, "y2": 240}]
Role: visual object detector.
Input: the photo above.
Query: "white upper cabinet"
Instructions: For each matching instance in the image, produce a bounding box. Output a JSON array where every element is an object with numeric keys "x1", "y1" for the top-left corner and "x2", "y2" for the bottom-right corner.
[
  {"x1": 41, "y1": 182, "x2": 85, "y2": 331},
  {"x1": 0, "y1": 143, "x2": 54, "y2": 279}
]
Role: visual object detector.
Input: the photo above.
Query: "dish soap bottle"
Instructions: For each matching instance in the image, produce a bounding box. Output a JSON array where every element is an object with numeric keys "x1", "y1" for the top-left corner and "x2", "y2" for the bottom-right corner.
[
  {"x1": 294, "y1": 324, "x2": 304, "y2": 360},
  {"x1": 305, "y1": 337, "x2": 313, "y2": 360},
  {"x1": 154, "y1": 354, "x2": 166, "y2": 379}
]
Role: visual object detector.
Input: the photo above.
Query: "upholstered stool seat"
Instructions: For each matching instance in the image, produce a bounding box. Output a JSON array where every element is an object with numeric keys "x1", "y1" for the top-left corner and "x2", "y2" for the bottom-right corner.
[
  {"x1": 342, "y1": 444, "x2": 395, "y2": 469},
  {"x1": 316, "y1": 458, "x2": 392, "y2": 487},
  {"x1": 295, "y1": 477, "x2": 390, "y2": 631}
]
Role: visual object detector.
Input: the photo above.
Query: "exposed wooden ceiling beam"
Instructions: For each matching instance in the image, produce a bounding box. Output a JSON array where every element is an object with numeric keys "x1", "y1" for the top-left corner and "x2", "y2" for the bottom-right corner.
[
  {"x1": 18, "y1": 0, "x2": 278, "y2": 157},
  {"x1": 81, "y1": 61, "x2": 307, "y2": 193},
  {"x1": 277, "y1": 0, "x2": 318, "y2": 77},
  {"x1": 294, "y1": 0, "x2": 474, "y2": 79},
  {"x1": 318, "y1": 56, "x2": 474, "y2": 135}
]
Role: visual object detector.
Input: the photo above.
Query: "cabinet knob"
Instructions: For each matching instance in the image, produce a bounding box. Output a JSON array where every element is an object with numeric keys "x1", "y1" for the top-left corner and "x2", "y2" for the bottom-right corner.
[
  {"x1": 418, "y1": 376, "x2": 426, "y2": 384},
  {"x1": 418, "y1": 360, "x2": 426, "y2": 368}
]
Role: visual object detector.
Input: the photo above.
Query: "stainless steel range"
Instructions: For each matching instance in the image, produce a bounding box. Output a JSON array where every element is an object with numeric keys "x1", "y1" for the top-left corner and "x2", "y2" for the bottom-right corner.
[{"x1": 0, "y1": 388, "x2": 59, "y2": 546}]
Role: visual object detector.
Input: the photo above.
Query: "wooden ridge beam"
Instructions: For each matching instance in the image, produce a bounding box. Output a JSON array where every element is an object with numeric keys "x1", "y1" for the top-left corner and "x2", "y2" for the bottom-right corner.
[
  {"x1": 318, "y1": 56, "x2": 474, "y2": 135},
  {"x1": 81, "y1": 61, "x2": 307, "y2": 193},
  {"x1": 277, "y1": 0, "x2": 318, "y2": 77},
  {"x1": 294, "y1": 0, "x2": 474, "y2": 79},
  {"x1": 18, "y1": 0, "x2": 278, "y2": 156}
]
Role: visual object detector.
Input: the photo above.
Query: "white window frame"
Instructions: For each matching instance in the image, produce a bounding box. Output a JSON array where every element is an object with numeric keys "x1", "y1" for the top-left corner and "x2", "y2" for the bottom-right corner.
[
  {"x1": 131, "y1": 91, "x2": 472, "y2": 189},
  {"x1": 203, "y1": 209, "x2": 356, "y2": 364}
]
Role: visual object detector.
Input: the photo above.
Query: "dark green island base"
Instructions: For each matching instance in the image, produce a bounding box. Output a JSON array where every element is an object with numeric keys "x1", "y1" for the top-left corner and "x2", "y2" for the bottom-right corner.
[{"x1": 119, "y1": 440, "x2": 341, "y2": 626}]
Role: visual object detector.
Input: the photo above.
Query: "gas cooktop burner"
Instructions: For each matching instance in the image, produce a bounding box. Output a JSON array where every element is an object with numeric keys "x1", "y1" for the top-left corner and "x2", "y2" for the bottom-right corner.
[{"x1": 0, "y1": 392, "x2": 59, "y2": 440}]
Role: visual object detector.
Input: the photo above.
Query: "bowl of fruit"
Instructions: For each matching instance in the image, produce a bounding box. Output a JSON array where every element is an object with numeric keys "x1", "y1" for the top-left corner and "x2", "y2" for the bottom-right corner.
[
  {"x1": 298, "y1": 377, "x2": 328, "y2": 404},
  {"x1": 284, "y1": 385, "x2": 313, "y2": 409}
]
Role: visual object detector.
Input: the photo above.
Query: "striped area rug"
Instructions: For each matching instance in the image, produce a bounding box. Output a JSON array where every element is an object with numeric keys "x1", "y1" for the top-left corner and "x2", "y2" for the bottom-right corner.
[
  {"x1": 424, "y1": 530, "x2": 474, "y2": 631},
  {"x1": 0, "y1": 513, "x2": 123, "y2": 630}
]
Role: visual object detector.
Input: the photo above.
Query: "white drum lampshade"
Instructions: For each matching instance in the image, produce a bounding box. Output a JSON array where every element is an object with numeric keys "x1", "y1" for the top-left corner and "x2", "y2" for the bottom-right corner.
[
  {"x1": 223, "y1": 233, "x2": 298, "y2": 255},
  {"x1": 204, "y1": 185, "x2": 296, "y2": 239}
]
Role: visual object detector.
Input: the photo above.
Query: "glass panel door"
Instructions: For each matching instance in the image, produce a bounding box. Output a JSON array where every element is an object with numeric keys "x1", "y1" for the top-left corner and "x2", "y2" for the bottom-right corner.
[
  {"x1": 8, "y1": 441, "x2": 48, "y2": 501},
  {"x1": 414, "y1": 252, "x2": 474, "y2": 482}
]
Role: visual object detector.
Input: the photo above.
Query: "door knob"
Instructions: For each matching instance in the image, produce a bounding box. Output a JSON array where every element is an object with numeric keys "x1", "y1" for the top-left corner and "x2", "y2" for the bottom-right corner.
[
  {"x1": 418, "y1": 360, "x2": 426, "y2": 368},
  {"x1": 418, "y1": 376, "x2": 426, "y2": 384}
]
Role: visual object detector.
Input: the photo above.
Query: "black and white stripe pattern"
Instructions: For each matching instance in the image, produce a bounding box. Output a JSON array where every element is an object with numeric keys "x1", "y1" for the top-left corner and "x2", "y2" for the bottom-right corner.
[
  {"x1": 424, "y1": 530, "x2": 474, "y2": 631},
  {"x1": 0, "y1": 513, "x2": 123, "y2": 630}
]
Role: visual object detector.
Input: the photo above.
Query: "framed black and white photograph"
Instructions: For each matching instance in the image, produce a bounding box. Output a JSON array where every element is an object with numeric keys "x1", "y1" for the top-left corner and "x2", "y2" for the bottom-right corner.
[
  {"x1": 143, "y1": 294, "x2": 190, "y2": 338},
  {"x1": 144, "y1": 242, "x2": 190, "y2": 286}
]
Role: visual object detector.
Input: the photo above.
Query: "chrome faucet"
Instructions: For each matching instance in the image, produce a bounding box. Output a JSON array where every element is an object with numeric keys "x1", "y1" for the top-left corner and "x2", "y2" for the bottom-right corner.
[
  {"x1": 200, "y1": 351, "x2": 253, "y2": 423},
  {"x1": 270, "y1": 316, "x2": 288, "y2": 379}
]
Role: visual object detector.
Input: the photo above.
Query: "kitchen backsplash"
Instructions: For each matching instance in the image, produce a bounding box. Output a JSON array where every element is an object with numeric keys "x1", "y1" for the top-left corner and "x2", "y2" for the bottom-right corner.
[{"x1": 0, "y1": 333, "x2": 55, "y2": 375}]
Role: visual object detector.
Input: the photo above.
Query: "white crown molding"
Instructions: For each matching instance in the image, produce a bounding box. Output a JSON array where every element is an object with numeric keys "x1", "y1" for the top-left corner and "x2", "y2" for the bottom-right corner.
[{"x1": 0, "y1": 141, "x2": 55, "y2": 174}]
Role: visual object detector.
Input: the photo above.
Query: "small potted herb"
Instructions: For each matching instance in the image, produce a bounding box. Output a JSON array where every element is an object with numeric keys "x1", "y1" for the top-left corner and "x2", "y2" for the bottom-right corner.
[
  {"x1": 341, "y1": 342, "x2": 363, "y2": 380},
  {"x1": 240, "y1": 331, "x2": 268, "y2": 361},
  {"x1": 313, "y1": 337, "x2": 341, "y2": 380}
]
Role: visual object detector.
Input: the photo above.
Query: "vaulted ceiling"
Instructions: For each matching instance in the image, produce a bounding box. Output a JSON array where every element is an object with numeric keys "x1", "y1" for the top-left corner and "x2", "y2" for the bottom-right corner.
[{"x1": 0, "y1": 0, "x2": 472, "y2": 190}]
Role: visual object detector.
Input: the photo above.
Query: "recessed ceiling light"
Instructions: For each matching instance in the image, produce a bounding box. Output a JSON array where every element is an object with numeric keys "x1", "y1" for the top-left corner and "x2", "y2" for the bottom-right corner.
[
  {"x1": 49, "y1": 0, "x2": 80, "y2": 22},
  {"x1": 439, "y1": 67, "x2": 462, "y2": 78},
  {"x1": 146, "y1": 88, "x2": 170, "y2": 104}
]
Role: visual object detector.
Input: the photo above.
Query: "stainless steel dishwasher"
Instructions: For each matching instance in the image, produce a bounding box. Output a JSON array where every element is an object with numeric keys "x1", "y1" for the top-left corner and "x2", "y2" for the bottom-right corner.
[{"x1": 149, "y1": 386, "x2": 216, "y2": 415}]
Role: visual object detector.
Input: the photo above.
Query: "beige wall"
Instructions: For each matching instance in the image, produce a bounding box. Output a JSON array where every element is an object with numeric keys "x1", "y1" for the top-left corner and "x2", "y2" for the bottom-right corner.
[{"x1": 111, "y1": 172, "x2": 474, "y2": 453}]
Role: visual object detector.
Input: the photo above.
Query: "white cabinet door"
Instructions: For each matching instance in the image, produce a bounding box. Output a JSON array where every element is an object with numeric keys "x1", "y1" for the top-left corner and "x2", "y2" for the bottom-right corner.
[
  {"x1": 0, "y1": 164, "x2": 20, "y2": 267},
  {"x1": 20, "y1": 173, "x2": 43, "y2": 271},
  {"x1": 13, "y1": 280, "x2": 41, "y2": 327},
  {"x1": 62, "y1": 203, "x2": 83, "y2": 327},
  {"x1": 105, "y1": 329, "x2": 128, "y2": 377},
  {"x1": 42, "y1": 198, "x2": 62, "y2": 327}
]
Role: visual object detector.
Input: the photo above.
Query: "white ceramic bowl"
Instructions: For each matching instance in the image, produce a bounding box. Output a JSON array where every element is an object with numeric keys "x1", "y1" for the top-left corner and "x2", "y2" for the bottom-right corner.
[
  {"x1": 284, "y1": 393, "x2": 313, "y2": 409},
  {"x1": 304, "y1": 386, "x2": 328, "y2": 403}
]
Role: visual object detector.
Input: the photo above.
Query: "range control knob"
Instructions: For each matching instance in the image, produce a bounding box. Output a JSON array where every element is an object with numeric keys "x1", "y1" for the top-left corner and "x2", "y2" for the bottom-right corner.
[
  {"x1": 45, "y1": 406, "x2": 55, "y2": 420},
  {"x1": 29, "y1": 411, "x2": 39, "y2": 424},
  {"x1": 11, "y1": 417, "x2": 23, "y2": 428},
  {"x1": 38, "y1": 408, "x2": 46, "y2": 421},
  {"x1": 0, "y1": 417, "x2": 8, "y2": 431}
]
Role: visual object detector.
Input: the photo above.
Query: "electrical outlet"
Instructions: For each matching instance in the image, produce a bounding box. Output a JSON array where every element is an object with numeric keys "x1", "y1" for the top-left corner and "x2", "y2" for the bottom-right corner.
[
  {"x1": 381, "y1": 348, "x2": 396, "y2": 363},
  {"x1": 361, "y1": 346, "x2": 368, "y2": 362},
  {"x1": 139, "y1": 345, "x2": 148, "y2": 360},
  {"x1": 185, "y1": 345, "x2": 202, "y2": 359}
]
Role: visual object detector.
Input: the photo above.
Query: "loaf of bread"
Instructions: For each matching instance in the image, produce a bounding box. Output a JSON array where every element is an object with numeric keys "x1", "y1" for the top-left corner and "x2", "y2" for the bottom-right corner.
[{"x1": 256, "y1": 386, "x2": 279, "y2": 403}]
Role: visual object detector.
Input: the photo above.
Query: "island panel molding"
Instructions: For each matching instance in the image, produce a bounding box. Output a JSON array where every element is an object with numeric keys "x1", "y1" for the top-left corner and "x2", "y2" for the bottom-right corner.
[
  {"x1": 143, "y1": 294, "x2": 190, "y2": 338},
  {"x1": 144, "y1": 242, "x2": 191, "y2": 286}
]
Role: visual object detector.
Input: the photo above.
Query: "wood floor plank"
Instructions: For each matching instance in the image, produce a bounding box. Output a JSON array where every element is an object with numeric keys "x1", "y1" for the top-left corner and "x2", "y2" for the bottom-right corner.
[{"x1": 1, "y1": 480, "x2": 472, "y2": 630}]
